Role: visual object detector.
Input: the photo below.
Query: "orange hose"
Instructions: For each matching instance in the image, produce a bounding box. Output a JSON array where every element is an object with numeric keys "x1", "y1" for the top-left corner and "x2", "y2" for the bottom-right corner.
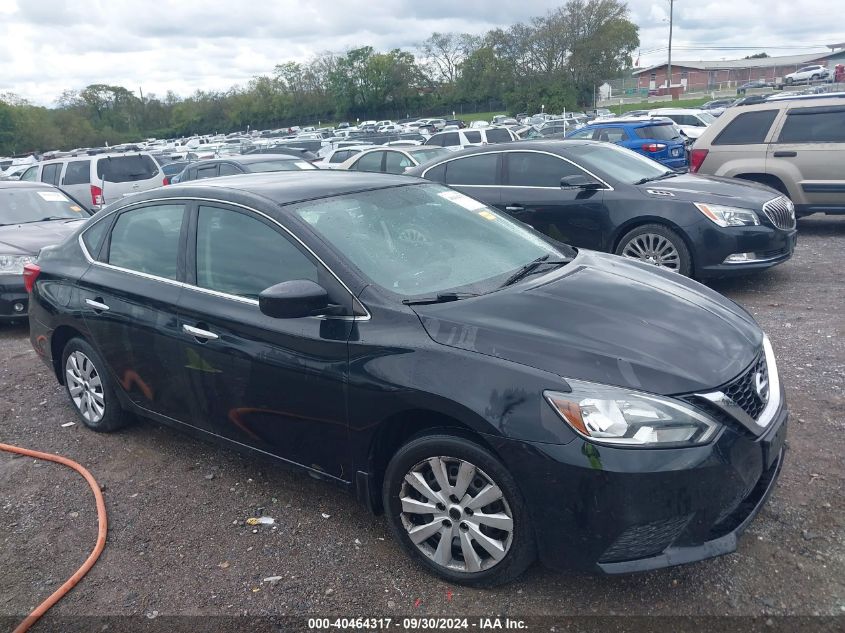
[{"x1": 0, "y1": 442, "x2": 107, "y2": 633}]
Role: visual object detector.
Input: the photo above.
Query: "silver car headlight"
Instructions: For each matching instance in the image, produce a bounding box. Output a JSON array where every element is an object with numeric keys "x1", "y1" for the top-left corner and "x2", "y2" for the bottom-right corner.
[
  {"x1": 694, "y1": 203, "x2": 760, "y2": 227},
  {"x1": 545, "y1": 380, "x2": 720, "y2": 447},
  {"x1": 0, "y1": 255, "x2": 35, "y2": 275}
]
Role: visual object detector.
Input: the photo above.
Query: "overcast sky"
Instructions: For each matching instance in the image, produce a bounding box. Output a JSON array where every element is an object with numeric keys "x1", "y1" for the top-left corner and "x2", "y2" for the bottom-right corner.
[{"x1": 0, "y1": 0, "x2": 840, "y2": 105}]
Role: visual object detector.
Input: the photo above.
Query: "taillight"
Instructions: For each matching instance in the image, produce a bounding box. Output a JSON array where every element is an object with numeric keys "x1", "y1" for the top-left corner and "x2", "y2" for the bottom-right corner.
[
  {"x1": 23, "y1": 263, "x2": 40, "y2": 293},
  {"x1": 641, "y1": 143, "x2": 667, "y2": 153},
  {"x1": 163, "y1": 176, "x2": 170, "y2": 186},
  {"x1": 689, "y1": 149, "x2": 709, "y2": 173},
  {"x1": 90, "y1": 184, "x2": 103, "y2": 207}
]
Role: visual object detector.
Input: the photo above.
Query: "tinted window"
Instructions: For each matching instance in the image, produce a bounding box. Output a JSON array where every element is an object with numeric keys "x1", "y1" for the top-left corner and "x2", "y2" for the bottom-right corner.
[
  {"x1": 634, "y1": 124, "x2": 681, "y2": 141},
  {"x1": 330, "y1": 150, "x2": 350, "y2": 163},
  {"x1": 108, "y1": 204, "x2": 184, "y2": 280},
  {"x1": 81, "y1": 218, "x2": 110, "y2": 259},
  {"x1": 464, "y1": 131, "x2": 482, "y2": 143},
  {"x1": 779, "y1": 108, "x2": 845, "y2": 143},
  {"x1": 96, "y1": 155, "x2": 159, "y2": 183},
  {"x1": 425, "y1": 163, "x2": 446, "y2": 183},
  {"x1": 384, "y1": 151, "x2": 412, "y2": 174},
  {"x1": 444, "y1": 154, "x2": 499, "y2": 186},
  {"x1": 218, "y1": 163, "x2": 241, "y2": 176},
  {"x1": 63, "y1": 160, "x2": 91, "y2": 185},
  {"x1": 713, "y1": 110, "x2": 778, "y2": 145},
  {"x1": 506, "y1": 152, "x2": 584, "y2": 187},
  {"x1": 41, "y1": 164, "x2": 61, "y2": 186},
  {"x1": 195, "y1": 165, "x2": 219, "y2": 180},
  {"x1": 441, "y1": 132, "x2": 460, "y2": 146},
  {"x1": 196, "y1": 206, "x2": 318, "y2": 299},
  {"x1": 485, "y1": 128, "x2": 513, "y2": 144},
  {"x1": 354, "y1": 151, "x2": 384, "y2": 172}
]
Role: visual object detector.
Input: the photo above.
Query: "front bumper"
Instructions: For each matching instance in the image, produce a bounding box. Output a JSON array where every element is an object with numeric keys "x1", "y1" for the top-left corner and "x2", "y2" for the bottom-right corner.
[
  {"x1": 0, "y1": 277, "x2": 28, "y2": 320},
  {"x1": 489, "y1": 407, "x2": 787, "y2": 574},
  {"x1": 693, "y1": 222, "x2": 798, "y2": 278}
]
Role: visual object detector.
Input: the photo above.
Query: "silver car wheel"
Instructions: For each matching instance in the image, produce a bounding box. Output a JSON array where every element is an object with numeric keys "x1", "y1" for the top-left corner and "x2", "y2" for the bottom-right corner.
[
  {"x1": 66, "y1": 351, "x2": 106, "y2": 423},
  {"x1": 399, "y1": 456, "x2": 514, "y2": 573},
  {"x1": 621, "y1": 233, "x2": 681, "y2": 271}
]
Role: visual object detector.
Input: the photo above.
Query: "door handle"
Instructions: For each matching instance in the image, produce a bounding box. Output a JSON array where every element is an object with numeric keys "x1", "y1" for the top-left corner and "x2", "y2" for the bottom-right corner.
[
  {"x1": 183, "y1": 324, "x2": 219, "y2": 341},
  {"x1": 773, "y1": 151, "x2": 797, "y2": 157},
  {"x1": 505, "y1": 205, "x2": 526, "y2": 212},
  {"x1": 85, "y1": 298, "x2": 109, "y2": 312}
]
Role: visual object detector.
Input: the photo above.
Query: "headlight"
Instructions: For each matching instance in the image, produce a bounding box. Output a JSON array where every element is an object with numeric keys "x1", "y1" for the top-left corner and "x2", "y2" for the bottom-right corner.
[
  {"x1": 694, "y1": 203, "x2": 760, "y2": 227},
  {"x1": 544, "y1": 380, "x2": 719, "y2": 447},
  {"x1": 0, "y1": 255, "x2": 35, "y2": 274}
]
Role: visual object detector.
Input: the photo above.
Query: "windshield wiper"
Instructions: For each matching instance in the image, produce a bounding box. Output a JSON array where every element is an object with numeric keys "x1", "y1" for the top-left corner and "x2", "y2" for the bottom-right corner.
[
  {"x1": 15, "y1": 216, "x2": 76, "y2": 225},
  {"x1": 633, "y1": 172, "x2": 677, "y2": 185},
  {"x1": 501, "y1": 254, "x2": 570, "y2": 288},
  {"x1": 402, "y1": 292, "x2": 479, "y2": 306}
]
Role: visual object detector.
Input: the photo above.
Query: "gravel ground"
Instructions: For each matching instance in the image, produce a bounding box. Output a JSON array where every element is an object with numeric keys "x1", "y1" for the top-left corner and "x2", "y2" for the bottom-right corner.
[{"x1": 1, "y1": 215, "x2": 843, "y2": 630}]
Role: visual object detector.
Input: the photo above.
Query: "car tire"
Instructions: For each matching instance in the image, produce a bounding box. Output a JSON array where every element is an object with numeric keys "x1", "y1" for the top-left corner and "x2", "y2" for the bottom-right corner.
[
  {"x1": 383, "y1": 434, "x2": 535, "y2": 587},
  {"x1": 615, "y1": 223, "x2": 692, "y2": 276},
  {"x1": 61, "y1": 337, "x2": 130, "y2": 432}
]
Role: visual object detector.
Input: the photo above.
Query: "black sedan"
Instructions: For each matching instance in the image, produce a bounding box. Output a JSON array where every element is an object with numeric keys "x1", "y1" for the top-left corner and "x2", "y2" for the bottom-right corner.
[
  {"x1": 406, "y1": 140, "x2": 797, "y2": 278},
  {"x1": 0, "y1": 181, "x2": 91, "y2": 319},
  {"x1": 26, "y1": 172, "x2": 787, "y2": 585},
  {"x1": 176, "y1": 154, "x2": 316, "y2": 182}
]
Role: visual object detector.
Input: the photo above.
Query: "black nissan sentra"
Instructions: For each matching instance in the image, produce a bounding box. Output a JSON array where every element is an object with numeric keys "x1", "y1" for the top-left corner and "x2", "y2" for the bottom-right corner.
[{"x1": 25, "y1": 171, "x2": 787, "y2": 586}]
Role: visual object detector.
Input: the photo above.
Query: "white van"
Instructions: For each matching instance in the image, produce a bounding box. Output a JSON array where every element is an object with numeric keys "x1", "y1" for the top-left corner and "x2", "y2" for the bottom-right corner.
[
  {"x1": 423, "y1": 127, "x2": 517, "y2": 150},
  {"x1": 18, "y1": 152, "x2": 163, "y2": 211}
]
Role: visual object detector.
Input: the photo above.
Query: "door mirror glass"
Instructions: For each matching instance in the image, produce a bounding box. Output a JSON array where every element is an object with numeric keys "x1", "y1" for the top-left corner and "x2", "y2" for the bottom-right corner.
[
  {"x1": 561, "y1": 175, "x2": 602, "y2": 189},
  {"x1": 259, "y1": 280, "x2": 329, "y2": 319}
]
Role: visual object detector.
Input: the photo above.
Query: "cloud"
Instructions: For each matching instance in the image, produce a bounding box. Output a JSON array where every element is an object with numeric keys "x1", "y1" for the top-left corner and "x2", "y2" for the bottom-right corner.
[{"x1": 0, "y1": 0, "x2": 838, "y2": 105}]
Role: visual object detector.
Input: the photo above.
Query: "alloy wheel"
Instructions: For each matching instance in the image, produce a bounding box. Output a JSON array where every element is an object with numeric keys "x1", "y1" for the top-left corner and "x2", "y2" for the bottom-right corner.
[
  {"x1": 621, "y1": 233, "x2": 681, "y2": 271},
  {"x1": 399, "y1": 456, "x2": 514, "y2": 573},
  {"x1": 65, "y1": 351, "x2": 106, "y2": 423}
]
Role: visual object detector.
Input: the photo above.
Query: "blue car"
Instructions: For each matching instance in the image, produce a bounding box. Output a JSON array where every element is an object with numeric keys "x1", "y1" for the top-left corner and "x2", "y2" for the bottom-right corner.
[{"x1": 566, "y1": 118, "x2": 688, "y2": 170}]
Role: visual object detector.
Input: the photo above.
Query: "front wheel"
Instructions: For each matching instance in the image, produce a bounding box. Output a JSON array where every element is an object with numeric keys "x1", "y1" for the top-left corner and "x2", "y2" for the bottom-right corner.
[
  {"x1": 615, "y1": 223, "x2": 692, "y2": 276},
  {"x1": 383, "y1": 434, "x2": 535, "y2": 587}
]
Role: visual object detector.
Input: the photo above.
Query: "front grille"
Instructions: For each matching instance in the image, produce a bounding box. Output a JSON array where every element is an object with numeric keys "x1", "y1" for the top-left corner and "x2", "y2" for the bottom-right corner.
[
  {"x1": 762, "y1": 196, "x2": 796, "y2": 230},
  {"x1": 722, "y1": 353, "x2": 769, "y2": 420},
  {"x1": 599, "y1": 514, "x2": 693, "y2": 563}
]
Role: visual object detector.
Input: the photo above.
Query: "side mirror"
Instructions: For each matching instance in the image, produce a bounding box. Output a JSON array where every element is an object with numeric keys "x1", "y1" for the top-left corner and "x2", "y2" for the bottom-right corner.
[
  {"x1": 259, "y1": 280, "x2": 329, "y2": 319},
  {"x1": 561, "y1": 175, "x2": 602, "y2": 190}
]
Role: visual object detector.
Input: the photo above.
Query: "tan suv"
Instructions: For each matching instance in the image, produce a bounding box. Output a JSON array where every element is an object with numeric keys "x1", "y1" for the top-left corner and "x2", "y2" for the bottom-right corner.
[{"x1": 690, "y1": 95, "x2": 845, "y2": 217}]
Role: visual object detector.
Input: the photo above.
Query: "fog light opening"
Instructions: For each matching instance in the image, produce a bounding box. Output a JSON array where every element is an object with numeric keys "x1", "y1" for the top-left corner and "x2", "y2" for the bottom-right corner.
[
  {"x1": 723, "y1": 252, "x2": 756, "y2": 264},
  {"x1": 13, "y1": 302, "x2": 25, "y2": 313}
]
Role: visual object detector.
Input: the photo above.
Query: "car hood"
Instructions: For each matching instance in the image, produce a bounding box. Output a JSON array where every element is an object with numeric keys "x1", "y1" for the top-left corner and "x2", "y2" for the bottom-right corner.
[
  {"x1": 636, "y1": 173, "x2": 780, "y2": 207},
  {"x1": 0, "y1": 219, "x2": 87, "y2": 256},
  {"x1": 413, "y1": 251, "x2": 762, "y2": 395}
]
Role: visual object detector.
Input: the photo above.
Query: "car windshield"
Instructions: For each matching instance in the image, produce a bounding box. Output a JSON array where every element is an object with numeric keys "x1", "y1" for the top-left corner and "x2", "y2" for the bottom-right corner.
[
  {"x1": 246, "y1": 159, "x2": 316, "y2": 172},
  {"x1": 571, "y1": 143, "x2": 671, "y2": 184},
  {"x1": 292, "y1": 184, "x2": 572, "y2": 298},
  {"x1": 698, "y1": 112, "x2": 716, "y2": 124},
  {"x1": 0, "y1": 188, "x2": 89, "y2": 225}
]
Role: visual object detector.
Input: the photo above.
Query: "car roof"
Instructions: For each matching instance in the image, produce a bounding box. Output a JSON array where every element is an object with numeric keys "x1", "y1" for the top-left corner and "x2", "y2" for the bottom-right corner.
[
  {"x1": 0, "y1": 180, "x2": 57, "y2": 190},
  {"x1": 152, "y1": 171, "x2": 425, "y2": 207},
  {"x1": 414, "y1": 139, "x2": 600, "y2": 161}
]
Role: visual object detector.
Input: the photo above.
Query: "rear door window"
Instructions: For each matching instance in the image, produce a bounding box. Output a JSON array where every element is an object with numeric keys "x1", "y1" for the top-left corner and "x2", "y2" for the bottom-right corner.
[
  {"x1": 384, "y1": 151, "x2": 412, "y2": 174},
  {"x1": 96, "y1": 155, "x2": 159, "y2": 183},
  {"x1": 778, "y1": 107, "x2": 845, "y2": 143},
  {"x1": 19, "y1": 166, "x2": 38, "y2": 182},
  {"x1": 634, "y1": 125, "x2": 680, "y2": 141},
  {"x1": 354, "y1": 151, "x2": 384, "y2": 172},
  {"x1": 440, "y1": 132, "x2": 460, "y2": 147},
  {"x1": 108, "y1": 204, "x2": 185, "y2": 280},
  {"x1": 195, "y1": 164, "x2": 219, "y2": 180},
  {"x1": 713, "y1": 110, "x2": 778, "y2": 145},
  {"x1": 41, "y1": 163, "x2": 61, "y2": 186},
  {"x1": 444, "y1": 153, "x2": 499, "y2": 186},
  {"x1": 464, "y1": 131, "x2": 482, "y2": 143},
  {"x1": 485, "y1": 128, "x2": 513, "y2": 144},
  {"x1": 218, "y1": 163, "x2": 241, "y2": 176},
  {"x1": 330, "y1": 150, "x2": 350, "y2": 163},
  {"x1": 63, "y1": 160, "x2": 91, "y2": 185}
]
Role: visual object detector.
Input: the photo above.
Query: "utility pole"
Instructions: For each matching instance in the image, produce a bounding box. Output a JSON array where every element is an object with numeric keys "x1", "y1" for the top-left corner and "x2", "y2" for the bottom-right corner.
[{"x1": 667, "y1": 0, "x2": 675, "y2": 89}]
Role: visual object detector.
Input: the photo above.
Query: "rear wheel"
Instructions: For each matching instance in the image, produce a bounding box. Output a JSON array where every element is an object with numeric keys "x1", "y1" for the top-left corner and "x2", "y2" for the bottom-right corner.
[
  {"x1": 62, "y1": 338, "x2": 130, "y2": 432},
  {"x1": 615, "y1": 223, "x2": 692, "y2": 276},
  {"x1": 383, "y1": 434, "x2": 535, "y2": 587}
]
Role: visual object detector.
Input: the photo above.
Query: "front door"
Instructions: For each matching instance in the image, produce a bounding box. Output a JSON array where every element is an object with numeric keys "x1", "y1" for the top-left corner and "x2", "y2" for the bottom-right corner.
[
  {"x1": 176, "y1": 203, "x2": 353, "y2": 479},
  {"x1": 498, "y1": 151, "x2": 608, "y2": 248},
  {"x1": 78, "y1": 202, "x2": 192, "y2": 423}
]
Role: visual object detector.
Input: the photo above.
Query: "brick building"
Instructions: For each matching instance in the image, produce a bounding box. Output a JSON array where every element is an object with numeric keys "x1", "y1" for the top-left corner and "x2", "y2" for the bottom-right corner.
[{"x1": 632, "y1": 48, "x2": 845, "y2": 92}]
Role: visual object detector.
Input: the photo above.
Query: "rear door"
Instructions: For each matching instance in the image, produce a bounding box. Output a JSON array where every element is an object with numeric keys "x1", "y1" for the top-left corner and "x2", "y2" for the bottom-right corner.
[
  {"x1": 95, "y1": 155, "x2": 162, "y2": 205},
  {"x1": 500, "y1": 150, "x2": 608, "y2": 248},
  {"x1": 78, "y1": 201, "x2": 192, "y2": 424},
  {"x1": 438, "y1": 153, "x2": 501, "y2": 208},
  {"x1": 60, "y1": 159, "x2": 92, "y2": 206},
  {"x1": 767, "y1": 104, "x2": 845, "y2": 214}
]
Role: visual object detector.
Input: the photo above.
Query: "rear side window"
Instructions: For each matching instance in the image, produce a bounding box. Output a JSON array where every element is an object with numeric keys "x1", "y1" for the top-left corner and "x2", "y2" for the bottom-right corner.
[
  {"x1": 108, "y1": 204, "x2": 185, "y2": 280},
  {"x1": 778, "y1": 107, "x2": 845, "y2": 143},
  {"x1": 713, "y1": 110, "x2": 778, "y2": 145},
  {"x1": 485, "y1": 128, "x2": 513, "y2": 144},
  {"x1": 81, "y1": 218, "x2": 110, "y2": 259},
  {"x1": 634, "y1": 125, "x2": 679, "y2": 141},
  {"x1": 444, "y1": 154, "x2": 499, "y2": 186},
  {"x1": 41, "y1": 163, "x2": 61, "y2": 186},
  {"x1": 596, "y1": 128, "x2": 629, "y2": 142},
  {"x1": 96, "y1": 155, "x2": 159, "y2": 183},
  {"x1": 63, "y1": 160, "x2": 91, "y2": 185}
]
